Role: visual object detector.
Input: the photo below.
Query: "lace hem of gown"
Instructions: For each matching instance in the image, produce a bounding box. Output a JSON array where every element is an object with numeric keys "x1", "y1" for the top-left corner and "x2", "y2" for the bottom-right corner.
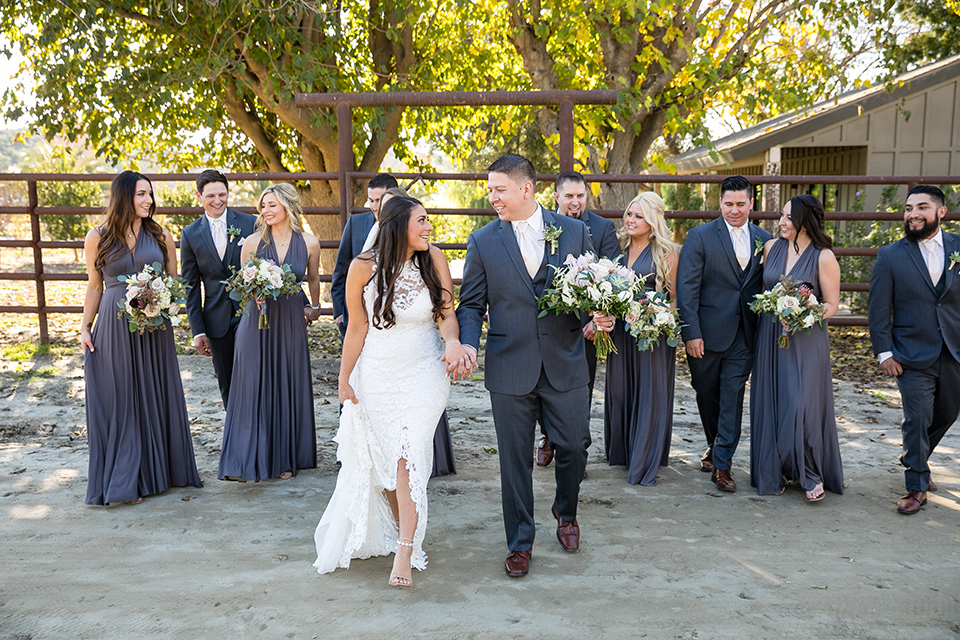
[{"x1": 313, "y1": 394, "x2": 431, "y2": 574}]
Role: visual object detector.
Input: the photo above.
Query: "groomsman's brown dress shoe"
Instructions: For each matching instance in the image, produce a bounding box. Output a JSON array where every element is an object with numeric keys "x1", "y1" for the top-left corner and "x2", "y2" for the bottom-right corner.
[
  {"x1": 504, "y1": 550, "x2": 531, "y2": 577},
  {"x1": 536, "y1": 437, "x2": 555, "y2": 467},
  {"x1": 552, "y1": 503, "x2": 580, "y2": 552},
  {"x1": 711, "y1": 468, "x2": 736, "y2": 492},
  {"x1": 700, "y1": 447, "x2": 714, "y2": 473},
  {"x1": 927, "y1": 478, "x2": 937, "y2": 492},
  {"x1": 897, "y1": 490, "x2": 927, "y2": 515}
]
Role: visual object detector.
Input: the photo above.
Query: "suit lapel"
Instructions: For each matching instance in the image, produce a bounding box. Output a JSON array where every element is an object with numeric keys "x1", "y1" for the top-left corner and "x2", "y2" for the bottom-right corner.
[
  {"x1": 498, "y1": 218, "x2": 537, "y2": 296},
  {"x1": 542, "y1": 209, "x2": 562, "y2": 282},
  {"x1": 905, "y1": 238, "x2": 937, "y2": 293},
  {"x1": 716, "y1": 217, "x2": 742, "y2": 276},
  {"x1": 941, "y1": 233, "x2": 957, "y2": 298},
  {"x1": 223, "y1": 209, "x2": 238, "y2": 268},
  {"x1": 742, "y1": 224, "x2": 762, "y2": 284},
  {"x1": 197, "y1": 215, "x2": 219, "y2": 266}
]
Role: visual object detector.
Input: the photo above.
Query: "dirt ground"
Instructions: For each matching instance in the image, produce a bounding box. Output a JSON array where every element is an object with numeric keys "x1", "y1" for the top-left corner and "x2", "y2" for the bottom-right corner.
[{"x1": 1, "y1": 329, "x2": 958, "y2": 640}]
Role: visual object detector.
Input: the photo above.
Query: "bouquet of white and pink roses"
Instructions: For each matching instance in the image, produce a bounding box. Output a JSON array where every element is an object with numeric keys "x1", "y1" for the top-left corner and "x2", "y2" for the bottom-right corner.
[
  {"x1": 749, "y1": 276, "x2": 826, "y2": 347},
  {"x1": 116, "y1": 262, "x2": 188, "y2": 334},
  {"x1": 222, "y1": 256, "x2": 301, "y2": 329},
  {"x1": 537, "y1": 252, "x2": 644, "y2": 358},
  {"x1": 624, "y1": 289, "x2": 682, "y2": 351}
]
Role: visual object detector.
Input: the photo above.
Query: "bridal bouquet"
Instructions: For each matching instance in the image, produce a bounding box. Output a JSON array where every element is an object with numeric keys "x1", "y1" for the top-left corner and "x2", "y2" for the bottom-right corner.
[
  {"x1": 624, "y1": 289, "x2": 682, "y2": 351},
  {"x1": 537, "y1": 252, "x2": 643, "y2": 359},
  {"x1": 223, "y1": 256, "x2": 301, "y2": 329},
  {"x1": 117, "y1": 262, "x2": 188, "y2": 334},
  {"x1": 749, "y1": 276, "x2": 826, "y2": 347}
]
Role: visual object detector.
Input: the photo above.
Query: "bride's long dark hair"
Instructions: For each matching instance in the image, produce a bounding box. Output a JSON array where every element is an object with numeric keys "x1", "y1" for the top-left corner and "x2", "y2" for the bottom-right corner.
[{"x1": 366, "y1": 196, "x2": 447, "y2": 329}]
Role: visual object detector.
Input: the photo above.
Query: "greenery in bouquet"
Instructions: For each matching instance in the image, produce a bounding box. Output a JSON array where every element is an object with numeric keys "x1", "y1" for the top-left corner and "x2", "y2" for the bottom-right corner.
[
  {"x1": 222, "y1": 256, "x2": 301, "y2": 329},
  {"x1": 749, "y1": 276, "x2": 826, "y2": 347},
  {"x1": 624, "y1": 289, "x2": 682, "y2": 351},
  {"x1": 116, "y1": 261, "x2": 188, "y2": 334},
  {"x1": 537, "y1": 252, "x2": 642, "y2": 358}
]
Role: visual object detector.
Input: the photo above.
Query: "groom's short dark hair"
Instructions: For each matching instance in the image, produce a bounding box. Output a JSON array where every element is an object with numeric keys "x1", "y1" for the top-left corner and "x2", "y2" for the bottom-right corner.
[
  {"x1": 720, "y1": 175, "x2": 752, "y2": 199},
  {"x1": 196, "y1": 169, "x2": 228, "y2": 194},
  {"x1": 907, "y1": 185, "x2": 946, "y2": 209},
  {"x1": 488, "y1": 154, "x2": 536, "y2": 186}
]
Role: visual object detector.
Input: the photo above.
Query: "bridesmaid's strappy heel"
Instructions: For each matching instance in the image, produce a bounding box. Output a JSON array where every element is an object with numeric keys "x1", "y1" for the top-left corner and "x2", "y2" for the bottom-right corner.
[{"x1": 389, "y1": 538, "x2": 414, "y2": 588}]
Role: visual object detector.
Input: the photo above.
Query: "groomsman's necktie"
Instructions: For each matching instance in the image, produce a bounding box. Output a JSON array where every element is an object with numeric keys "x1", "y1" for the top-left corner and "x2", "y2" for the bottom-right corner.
[
  {"x1": 922, "y1": 237, "x2": 942, "y2": 285},
  {"x1": 733, "y1": 227, "x2": 749, "y2": 270},
  {"x1": 515, "y1": 220, "x2": 541, "y2": 278},
  {"x1": 211, "y1": 218, "x2": 227, "y2": 260}
]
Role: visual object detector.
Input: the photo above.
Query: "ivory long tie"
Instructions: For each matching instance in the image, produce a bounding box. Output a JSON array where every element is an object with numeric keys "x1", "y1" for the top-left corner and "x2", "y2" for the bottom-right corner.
[{"x1": 515, "y1": 220, "x2": 541, "y2": 278}]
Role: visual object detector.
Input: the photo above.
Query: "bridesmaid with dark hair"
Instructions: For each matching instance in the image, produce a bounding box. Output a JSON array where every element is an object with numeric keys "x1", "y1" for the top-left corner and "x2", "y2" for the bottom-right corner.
[
  {"x1": 80, "y1": 170, "x2": 202, "y2": 505},
  {"x1": 750, "y1": 194, "x2": 844, "y2": 501}
]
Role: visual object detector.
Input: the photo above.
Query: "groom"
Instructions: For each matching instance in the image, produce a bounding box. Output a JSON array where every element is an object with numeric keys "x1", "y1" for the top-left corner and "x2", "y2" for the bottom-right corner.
[{"x1": 456, "y1": 154, "x2": 612, "y2": 578}]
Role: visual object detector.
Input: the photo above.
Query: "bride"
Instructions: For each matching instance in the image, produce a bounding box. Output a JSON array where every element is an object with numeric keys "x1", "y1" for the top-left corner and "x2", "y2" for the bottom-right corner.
[{"x1": 314, "y1": 196, "x2": 468, "y2": 587}]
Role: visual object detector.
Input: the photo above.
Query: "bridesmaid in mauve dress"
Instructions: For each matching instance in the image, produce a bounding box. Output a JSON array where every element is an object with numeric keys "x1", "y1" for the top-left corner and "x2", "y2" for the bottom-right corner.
[
  {"x1": 604, "y1": 192, "x2": 680, "y2": 485},
  {"x1": 218, "y1": 183, "x2": 321, "y2": 482},
  {"x1": 80, "y1": 171, "x2": 202, "y2": 505},
  {"x1": 750, "y1": 194, "x2": 844, "y2": 501}
]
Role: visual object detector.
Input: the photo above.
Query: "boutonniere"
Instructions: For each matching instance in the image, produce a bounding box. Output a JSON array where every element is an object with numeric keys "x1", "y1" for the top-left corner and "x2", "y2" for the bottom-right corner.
[
  {"x1": 227, "y1": 225, "x2": 242, "y2": 243},
  {"x1": 950, "y1": 251, "x2": 960, "y2": 270},
  {"x1": 542, "y1": 224, "x2": 563, "y2": 255},
  {"x1": 754, "y1": 237, "x2": 764, "y2": 257}
]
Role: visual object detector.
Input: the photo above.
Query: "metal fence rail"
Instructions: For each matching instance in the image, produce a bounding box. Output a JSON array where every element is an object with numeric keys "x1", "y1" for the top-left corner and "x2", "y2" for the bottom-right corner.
[{"x1": 2, "y1": 171, "x2": 959, "y2": 342}]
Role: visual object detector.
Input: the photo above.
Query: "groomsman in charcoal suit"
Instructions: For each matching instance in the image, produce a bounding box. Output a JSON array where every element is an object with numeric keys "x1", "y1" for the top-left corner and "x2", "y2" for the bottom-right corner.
[
  {"x1": 868, "y1": 185, "x2": 960, "y2": 515},
  {"x1": 331, "y1": 173, "x2": 399, "y2": 338},
  {"x1": 677, "y1": 175, "x2": 771, "y2": 492},
  {"x1": 537, "y1": 170, "x2": 620, "y2": 467},
  {"x1": 456, "y1": 155, "x2": 614, "y2": 577},
  {"x1": 180, "y1": 170, "x2": 257, "y2": 407}
]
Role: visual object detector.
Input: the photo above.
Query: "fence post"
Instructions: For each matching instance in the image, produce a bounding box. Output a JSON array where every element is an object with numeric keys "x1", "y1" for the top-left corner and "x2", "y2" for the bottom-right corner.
[
  {"x1": 558, "y1": 99, "x2": 574, "y2": 172},
  {"x1": 28, "y1": 179, "x2": 49, "y2": 345},
  {"x1": 337, "y1": 103, "x2": 354, "y2": 229}
]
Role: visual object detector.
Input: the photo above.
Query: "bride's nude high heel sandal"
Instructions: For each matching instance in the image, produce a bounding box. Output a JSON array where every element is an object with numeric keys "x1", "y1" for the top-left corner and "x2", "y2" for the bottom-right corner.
[{"x1": 389, "y1": 538, "x2": 414, "y2": 588}]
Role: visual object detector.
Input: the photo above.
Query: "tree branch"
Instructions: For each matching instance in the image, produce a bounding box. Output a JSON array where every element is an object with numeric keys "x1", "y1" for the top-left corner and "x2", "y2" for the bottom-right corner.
[{"x1": 220, "y1": 80, "x2": 287, "y2": 172}]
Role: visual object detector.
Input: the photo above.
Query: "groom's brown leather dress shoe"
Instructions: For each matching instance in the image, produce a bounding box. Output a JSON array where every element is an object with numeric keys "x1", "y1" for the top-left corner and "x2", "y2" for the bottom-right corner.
[
  {"x1": 504, "y1": 550, "x2": 531, "y2": 577},
  {"x1": 700, "y1": 447, "x2": 714, "y2": 473},
  {"x1": 552, "y1": 504, "x2": 580, "y2": 552},
  {"x1": 897, "y1": 490, "x2": 927, "y2": 515},
  {"x1": 536, "y1": 437, "x2": 554, "y2": 467},
  {"x1": 711, "y1": 468, "x2": 736, "y2": 492},
  {"x1": 928, "y1": 478, "x2": 937, "y2": 492}
]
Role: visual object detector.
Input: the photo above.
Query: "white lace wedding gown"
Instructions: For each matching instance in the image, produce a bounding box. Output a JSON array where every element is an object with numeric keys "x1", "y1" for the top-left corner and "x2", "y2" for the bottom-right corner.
[{"x1": 314, "y1": 259, "x2": 450, "y2": 574}]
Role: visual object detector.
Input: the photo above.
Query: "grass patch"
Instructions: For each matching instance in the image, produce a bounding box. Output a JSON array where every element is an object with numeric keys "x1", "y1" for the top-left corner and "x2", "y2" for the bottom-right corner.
[
  {"x1": 3, "y1": 342, "x2": 51, "y2": 361},
  {"x1": 9, "y1": 366, "x2": 57, "y2": 382}
]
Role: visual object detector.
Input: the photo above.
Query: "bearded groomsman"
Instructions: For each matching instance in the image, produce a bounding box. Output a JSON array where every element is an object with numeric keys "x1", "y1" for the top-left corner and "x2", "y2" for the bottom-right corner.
[
  {"x1": 537, "y1": 170, "x2": 620, "y2": 467},
  {"x1": 456, "y1": 155, "x2": 613, "y2": 578},
  {"x1": 180, "y1": 170, "x2": 257, "y2": 407},
  {"x1": 676, "y1": 175, "x2": 771, "y2": 492},
  {"x1": 869, "y1": 185, "x2": 960, "y2": 515}
]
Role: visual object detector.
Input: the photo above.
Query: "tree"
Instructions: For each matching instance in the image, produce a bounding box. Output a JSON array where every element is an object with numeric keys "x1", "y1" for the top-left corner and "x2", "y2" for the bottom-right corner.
[
  {"x1": 882, "y1": 1, "x2": 960, "y2": 72},
  {"x1": 2, "y1": 0, "x2": 889, "y2": 244},
  {"x1": 495, "y1": 0, "x2": 882, "y2": 207},
  {"x1": 0, "y1": 0, "x2": 512, "y2": 278},
  {"x1": 25, "y1": 143, "x2": 107, "y2": 259}
]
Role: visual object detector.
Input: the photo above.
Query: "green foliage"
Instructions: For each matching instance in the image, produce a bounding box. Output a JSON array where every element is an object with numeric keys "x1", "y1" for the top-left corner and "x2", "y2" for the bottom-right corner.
[
  {"x1": 0, "y1": 0, "x2": 892, "y2": 214},
  {"x1": 883, "y1": 1, "x2": 960, "y2": 72},
  {"x1": 662, "y1": 182, "x2": 704, "y2": 242},
  {"x1": 24, "y1": 143, "x2": 106, "y2": 242},
  {"x1": 2, "y1": 341, "x2": 50, "y2": 361},
  {"x1": 156, "y1": 184, "x2": 201, "y2": 237}
]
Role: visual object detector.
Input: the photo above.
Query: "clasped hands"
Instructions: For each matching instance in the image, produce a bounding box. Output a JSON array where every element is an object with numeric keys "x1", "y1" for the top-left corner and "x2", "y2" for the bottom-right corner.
[{"x1": 443, "y1": 341, "x2": 475, "y2": 382}]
